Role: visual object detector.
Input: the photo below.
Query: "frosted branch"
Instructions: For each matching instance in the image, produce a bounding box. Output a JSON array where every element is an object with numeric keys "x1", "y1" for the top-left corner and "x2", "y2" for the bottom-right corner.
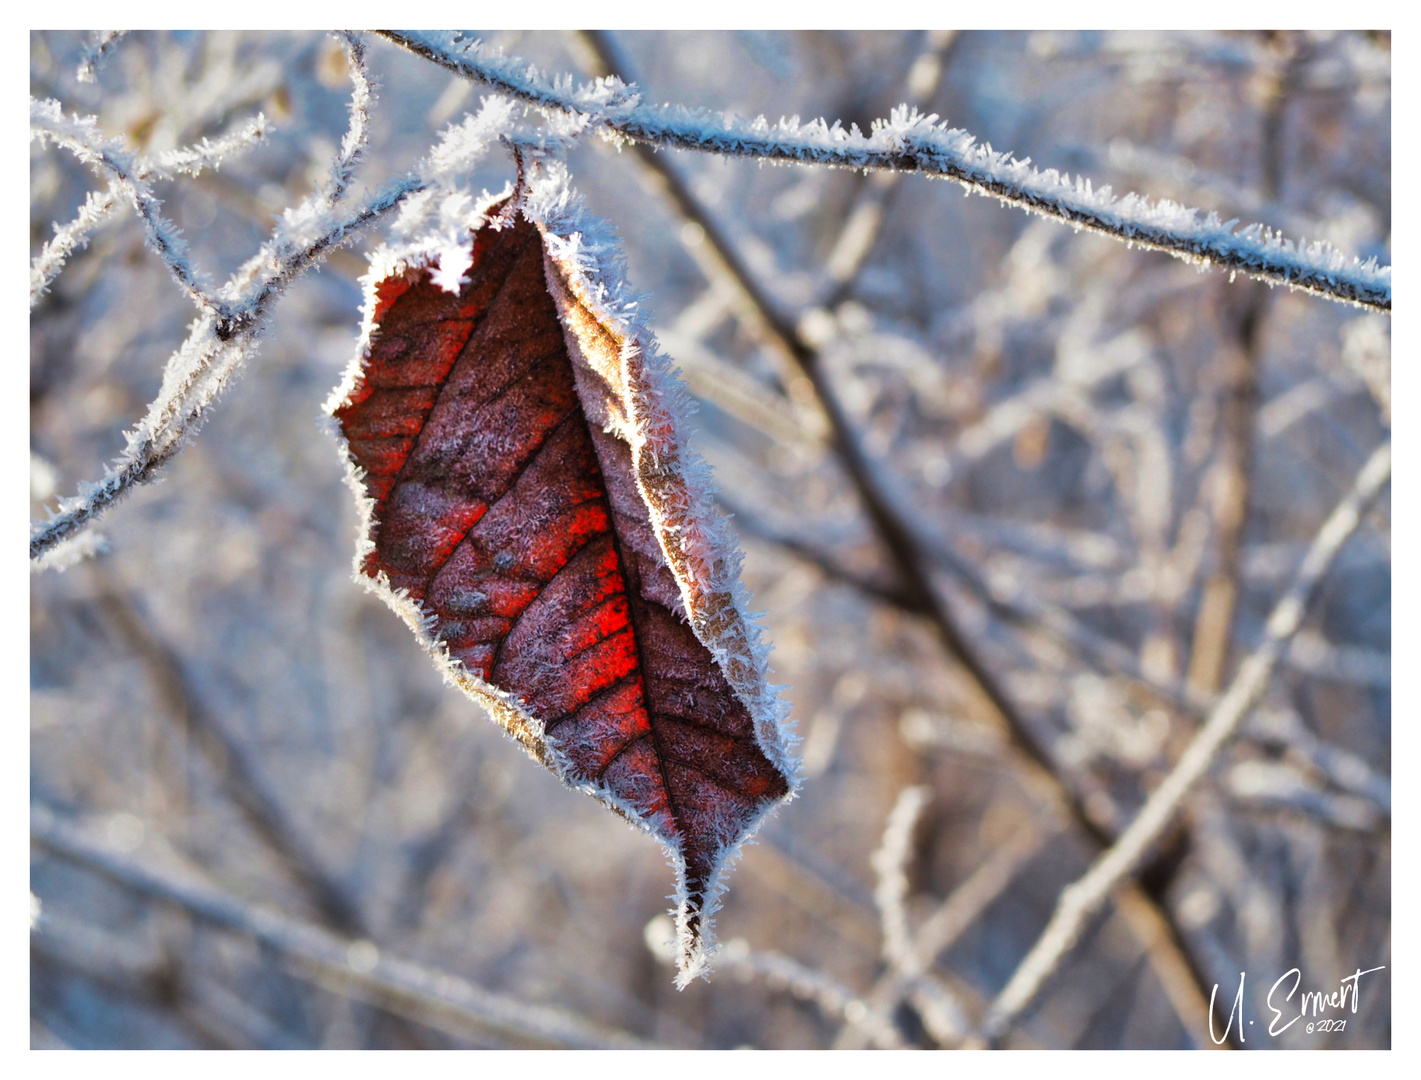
[
  {"x1": 27, "y1": 43, "x2": 420, "y2": 559},
  {"x1": 29, "y1": 58, "x2": 426, "y2": 562},
  {"x1": 76, "y1": 30, "x2": 127, "y2": 83},
  {"x1": 871, "y1": 785, "x2": 931, "y2": 966},
  {"x1": 28, "y1": 178, "x2": 420, "y2": 562},
  {"x1": 378, "y1": 30, "x2": 1391, "y2": 312},
  {"x1": 979, "y1": 440, "x2": 1391, "y2": 1041},
  {"x1": 814, "y1": 29, "x2": 959, "y2": 305},
  {"x1": 31, "y1": 97, "x2": 216, "y2": 312},
  {"x1": 154, "y1": 113, "x2": 269, "y2": 177},
  {"x1": 31, "y1": 113, "x2": 269, "y2": 309},
  {"x1": 316, "y1": 32, "x2": 373, "y2": 208},
  {"x1": 717, "y1": 939, "x2": 905, "y2": 1048},
  {"x1": 30, "y1": 186, "x2": 118, "y2": 307},
  {"x1": 640, "y1": 917, "x2": 906, "y2": 1049},
  {"x1": 29, "y1": 529, "x2": 108, "y2": 574}
]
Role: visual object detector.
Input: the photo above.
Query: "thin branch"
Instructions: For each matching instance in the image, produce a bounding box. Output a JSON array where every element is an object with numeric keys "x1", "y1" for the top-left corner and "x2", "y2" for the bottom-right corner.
[
  {"x1": 318, "y1": 32, "x2": 374, "y2": 208},
  {"x1": 979, "y1": 439, "x2": 1391, "y2": 1042},
  {"x1": 652, "y1": 886, "x2": 892, "y2": 1044},
  {"x1": 31, "y1": 112, "x2": 269, "y2": 308},
  {"x1": 716, "y1": 491, "x2": 920, "y2": 612},
  {"x1": 377, "y1": 30, "x2": 1390, "y2": 312},
  {"x1": 28, "y1": 183, "x2": 415, "y2": 563},
  {"x1": 153, "y1": 113, "x2": 269, "y2": 177},
  {"x1": 709, "y1": 939, "x2": 907, "y2": 1049},
  {"x1": 30, "y1": 187, "x2": 118, "y2": 307},
  {"x1": 75, "y1": 30, "x2": 128, "y2": 83},
  {"x1": 28, "y1": 528, "x2": 108, "y2": 574},
  {"x1": 31, "y1": 805, "x2": 656, "y2": 1050},
  {"x1": 872, "y1": 785, "x2": 932, "y2": 967},
  {"x1": 31, "y1": 98, "x2": 219, "y2": 312},
  {"x1": 29, "y1": 78, "x2": 422, "y2": 563},
  {"x1": 866, "y1": 785, "x2": 972, "y2": 1047},
  {"x1": 839, "y1": 814, "x2": 1057, "y2": 1047}
]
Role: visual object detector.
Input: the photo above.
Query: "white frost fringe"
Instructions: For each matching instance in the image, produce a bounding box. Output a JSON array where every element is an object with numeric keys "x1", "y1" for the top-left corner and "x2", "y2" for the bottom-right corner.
[
  {"x1": 326, "y1": 148, "x2": 799, "y2": 988},
  {"x1": 384, "y1": 31, "x2": 1391, "y2": 312}
]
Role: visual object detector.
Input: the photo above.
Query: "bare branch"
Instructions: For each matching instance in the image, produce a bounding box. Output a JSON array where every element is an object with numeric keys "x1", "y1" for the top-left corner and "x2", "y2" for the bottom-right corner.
[{"x1": 980, "y1": 439, "x2": 1391, "y2": 1041}]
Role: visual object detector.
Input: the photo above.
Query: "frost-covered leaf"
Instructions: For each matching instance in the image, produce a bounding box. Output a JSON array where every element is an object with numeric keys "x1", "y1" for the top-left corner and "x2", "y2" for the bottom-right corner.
[{"x1": 329, "y1": 181, "x2": 798, "y2": 983}]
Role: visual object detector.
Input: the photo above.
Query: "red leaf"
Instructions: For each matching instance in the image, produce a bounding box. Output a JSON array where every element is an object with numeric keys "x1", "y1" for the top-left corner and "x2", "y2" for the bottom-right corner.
[{"x1": 330, "y1": 189, "x2": 797, "y2": 981}]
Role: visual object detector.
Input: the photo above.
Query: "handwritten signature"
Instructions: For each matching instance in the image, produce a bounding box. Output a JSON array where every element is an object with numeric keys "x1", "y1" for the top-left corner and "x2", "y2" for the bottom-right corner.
[{"x1": 1208, "y1": 965, "x2": 1386, "y2": 1044}]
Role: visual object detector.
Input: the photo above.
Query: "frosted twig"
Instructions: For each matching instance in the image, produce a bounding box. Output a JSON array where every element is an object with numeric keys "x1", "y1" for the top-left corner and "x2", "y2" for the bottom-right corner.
[
  {"x1": 28, "y1": 179, "x2": 418, "y2": 562},
  {"x1": 839, "y1": 815, "x2": 1053, "y2": 1049},
  {"x1": 29, "y1": 57, "x2": 425, "y2": 562},
  {"x1": 979, "y1": 440, "x2": 1391, "y2": 1042},
  {"x1": 76, "y1": 30, "x2": 127, "y2": 83},
  {"x1": 31, "y1": 805, "x2": 653, "y2": 1049},
  {"x1": 154, "y1": 113, "x2": 269, "y2": 177},
  {"x1": 31, "y1": 98, "x2": 217, "y2": 313},
  {"x1": 872, "y1": 785, "x2": 931, "y2": 966},
  {"x1": 867, "y1": 788, "x2": 973, "y2": 1046},
  {"x1": 379, "y1": 30, "x2": 1391, "y2": 312},
  {"x1": 317, "y1": 32, "x2": 373, "y2": 208},
  {"x1": 714, "y1": 938, "x2": 906, "y2": 1048},
  {"x1": 30, "y1": 188, "x2": 118, "y2": 307},
  {"x1": 31, "y1": 114, "x2": 268, "y2": 308},
  {"x1": 29, "y1": 529, "x2": 108, "y2": 574},
  {"x1": 639, "y1": 908, "x2": 902, "y2": 1046}
]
